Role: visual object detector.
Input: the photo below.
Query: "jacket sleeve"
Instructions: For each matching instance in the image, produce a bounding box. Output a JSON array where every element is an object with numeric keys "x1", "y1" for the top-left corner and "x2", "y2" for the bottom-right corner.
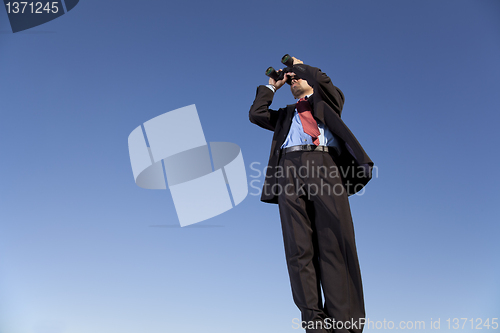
[
  {"x1": 291, "y1": 64, "x2": 345, "y2": 117},
  {"x1": 249, "y1": 85, "x2": 281, "y2": 132}
]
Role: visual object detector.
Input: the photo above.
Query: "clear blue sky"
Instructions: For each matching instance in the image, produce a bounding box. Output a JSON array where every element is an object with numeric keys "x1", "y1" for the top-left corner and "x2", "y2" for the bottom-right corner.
[{"x1": 1, "y1": 1, "x2": 499, "y2": 332}]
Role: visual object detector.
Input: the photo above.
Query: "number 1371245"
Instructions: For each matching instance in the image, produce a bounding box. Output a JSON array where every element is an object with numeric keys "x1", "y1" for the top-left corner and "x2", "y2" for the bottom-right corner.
[{"x1": 5, "y1": 2, "x2": 60, "y2": 14}]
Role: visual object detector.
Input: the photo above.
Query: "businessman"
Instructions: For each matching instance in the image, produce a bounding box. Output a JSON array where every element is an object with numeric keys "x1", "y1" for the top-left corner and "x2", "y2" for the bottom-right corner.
[{"x1": 249, "y1": 57, "x2": 374, "y2": 333}]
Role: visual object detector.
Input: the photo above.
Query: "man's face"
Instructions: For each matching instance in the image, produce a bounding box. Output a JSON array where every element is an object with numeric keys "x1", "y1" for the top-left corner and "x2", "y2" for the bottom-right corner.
[{"x1": 290, "y1": 76, "x2": 313, "y2": 99}]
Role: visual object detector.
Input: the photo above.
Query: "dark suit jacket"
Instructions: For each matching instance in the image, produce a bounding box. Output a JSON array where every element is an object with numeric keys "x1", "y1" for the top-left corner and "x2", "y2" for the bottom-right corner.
[{"x1": 249, "y1": 64, "x2": 374, "y2": 204}]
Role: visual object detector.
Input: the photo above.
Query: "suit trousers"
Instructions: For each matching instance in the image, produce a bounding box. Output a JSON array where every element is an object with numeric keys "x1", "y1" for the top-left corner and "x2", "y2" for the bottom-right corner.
[{"x1": 276, "y1": 151, "x2": 365, "y2": 333}]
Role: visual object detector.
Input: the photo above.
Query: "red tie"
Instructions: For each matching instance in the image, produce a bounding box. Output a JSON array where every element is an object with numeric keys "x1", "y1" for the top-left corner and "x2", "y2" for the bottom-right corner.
[{"x1": 296, "y1": 97, "x2": 320, "y2": 146}]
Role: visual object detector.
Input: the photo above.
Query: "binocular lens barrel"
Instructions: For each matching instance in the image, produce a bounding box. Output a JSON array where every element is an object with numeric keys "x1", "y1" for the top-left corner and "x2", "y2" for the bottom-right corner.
[
  {"x1": 265, "y1": 67, "x2": 280, "y2": 81},
  {"x1": 264, "y1": 54, "x2": 294, "y2": 82},
  {"x1": 265, "y1": 67, "x2": 275, "y2": 76},
  {"x1": 281, "y1": 54, "x2": 293, "y2": 67}
]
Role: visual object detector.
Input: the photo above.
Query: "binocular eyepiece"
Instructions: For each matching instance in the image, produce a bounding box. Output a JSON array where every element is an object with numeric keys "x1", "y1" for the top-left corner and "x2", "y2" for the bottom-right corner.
[{"x1": 265, "y1": 54, "x2": 295, "y2": 84}]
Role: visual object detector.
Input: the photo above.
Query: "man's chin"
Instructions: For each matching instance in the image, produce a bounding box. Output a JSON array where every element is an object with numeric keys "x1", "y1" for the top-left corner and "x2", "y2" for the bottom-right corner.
[{"x1": 291, "y1": 88, "x2": 302, "y2": 99}]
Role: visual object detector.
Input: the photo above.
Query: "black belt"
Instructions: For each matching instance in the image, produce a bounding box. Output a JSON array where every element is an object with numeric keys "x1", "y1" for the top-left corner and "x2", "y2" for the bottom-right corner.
[{"x1": 281, "y1": 144, "x2": 338, "y2": 157}]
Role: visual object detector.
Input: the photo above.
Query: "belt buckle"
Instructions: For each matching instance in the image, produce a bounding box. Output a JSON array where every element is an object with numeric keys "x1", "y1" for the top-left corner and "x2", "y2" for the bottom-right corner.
[
  {"x1": 310, "y1": 145, "x2": 323, "y2": 153},
  {"x1": 282, "y1": 144, "x2": 328, "y2": 155}
]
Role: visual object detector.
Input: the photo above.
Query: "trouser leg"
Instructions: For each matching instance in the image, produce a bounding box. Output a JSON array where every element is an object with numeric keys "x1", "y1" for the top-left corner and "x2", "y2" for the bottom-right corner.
[
  {"x1": 277, "y1": 152, "x2": 364, "y2": 333},
  {"x1": 308, "y1": 153, "x2": 365, "y2": 333},
  {"x1": 278, "y1": 174, "x2": 328, "y2": 332}
]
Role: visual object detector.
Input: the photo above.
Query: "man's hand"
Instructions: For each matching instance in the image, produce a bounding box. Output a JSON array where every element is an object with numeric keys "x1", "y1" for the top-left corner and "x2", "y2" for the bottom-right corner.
[
  {"x1": 268, "y1": 58, "x2": 303, "y2": 90},
  {"x1": 268, "y1": 69, "x2": 291, "y2": 91}
]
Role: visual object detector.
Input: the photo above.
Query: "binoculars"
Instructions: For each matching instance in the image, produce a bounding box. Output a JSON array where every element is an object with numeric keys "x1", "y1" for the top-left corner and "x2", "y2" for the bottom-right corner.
[{"x1": 265, "y1": 54, "x2": 295, "y2": 84}]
